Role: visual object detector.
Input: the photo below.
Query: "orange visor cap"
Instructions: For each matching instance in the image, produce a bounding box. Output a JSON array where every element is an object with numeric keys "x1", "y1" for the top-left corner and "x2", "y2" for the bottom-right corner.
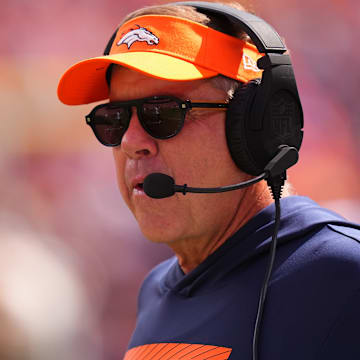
[{"x1": 57, "y1": 15, "x2": 264, "y2": 105}]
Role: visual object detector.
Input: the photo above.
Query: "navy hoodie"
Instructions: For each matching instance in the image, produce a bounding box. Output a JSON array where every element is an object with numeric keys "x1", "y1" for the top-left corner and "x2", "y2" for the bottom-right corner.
[{"x1": 124, "y1": 196, "x2": 360, "y2": 360}]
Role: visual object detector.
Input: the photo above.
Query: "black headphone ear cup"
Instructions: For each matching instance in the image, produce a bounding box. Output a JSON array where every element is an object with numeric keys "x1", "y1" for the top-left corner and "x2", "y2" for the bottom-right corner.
[
  {"x1": 226, "y1": 77, "x2": 304, "y2": 176},
  {"x1": 226, "y1": 79, "x2": 262, "y2": 175}
]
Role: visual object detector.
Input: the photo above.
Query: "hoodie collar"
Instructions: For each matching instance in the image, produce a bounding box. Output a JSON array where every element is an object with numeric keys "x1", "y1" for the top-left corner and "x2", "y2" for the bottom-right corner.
[{"x1": 162, "y1": 196, "x2": 353, "y2": 296}]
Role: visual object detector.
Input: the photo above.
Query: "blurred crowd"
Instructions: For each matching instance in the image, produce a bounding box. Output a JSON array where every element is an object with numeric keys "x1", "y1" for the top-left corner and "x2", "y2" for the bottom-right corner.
[{"x1": 1, "y1": 0, "x2": 359, "y2": 358}]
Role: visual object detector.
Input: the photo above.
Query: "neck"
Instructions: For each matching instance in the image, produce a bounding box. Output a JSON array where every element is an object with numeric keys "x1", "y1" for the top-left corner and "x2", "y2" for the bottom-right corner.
[{"x1": 169, "y1": 181, "x2": 273, "y2": 274}]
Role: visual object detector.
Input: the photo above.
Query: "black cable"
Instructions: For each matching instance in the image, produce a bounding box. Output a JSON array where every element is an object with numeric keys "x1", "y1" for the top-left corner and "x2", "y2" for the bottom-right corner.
[{"x1": 252, "y1": 175, "x2": 284, "y2": 360}]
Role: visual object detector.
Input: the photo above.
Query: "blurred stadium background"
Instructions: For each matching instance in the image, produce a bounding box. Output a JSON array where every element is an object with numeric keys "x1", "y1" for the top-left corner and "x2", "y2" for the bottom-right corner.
[{"x1": 1, "y1": 0, "x2": 359, "y2": 358}]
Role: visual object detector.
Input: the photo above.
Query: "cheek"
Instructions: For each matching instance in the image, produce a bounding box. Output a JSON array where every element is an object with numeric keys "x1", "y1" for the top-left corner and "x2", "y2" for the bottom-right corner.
[
  {"x1": 173, "y1": 116, "x2": 237, "y2": 183},
  {"x1": 112, "y1": 149, "x2": 130, "y2": 203}
]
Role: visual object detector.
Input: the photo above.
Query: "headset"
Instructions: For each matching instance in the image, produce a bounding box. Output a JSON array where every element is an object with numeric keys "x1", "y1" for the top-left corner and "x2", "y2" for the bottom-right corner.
[{"x1": 175, "y1": 2, "x2": 304, "y2": 176}]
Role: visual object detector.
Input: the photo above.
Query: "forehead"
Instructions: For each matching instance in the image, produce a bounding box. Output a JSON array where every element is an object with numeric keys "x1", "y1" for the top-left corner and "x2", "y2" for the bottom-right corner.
[{"x1": 109, "y1": 66, "x2": 227, "y2": 102}]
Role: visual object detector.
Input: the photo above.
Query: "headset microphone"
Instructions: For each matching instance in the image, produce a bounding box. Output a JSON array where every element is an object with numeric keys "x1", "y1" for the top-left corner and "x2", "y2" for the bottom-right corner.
[
  {"x1": 143, "y1": 172, "x2": 266, "y2": 199},
  {"x1": 143, "y1": 146, "x2": 299, "y2": 199}
]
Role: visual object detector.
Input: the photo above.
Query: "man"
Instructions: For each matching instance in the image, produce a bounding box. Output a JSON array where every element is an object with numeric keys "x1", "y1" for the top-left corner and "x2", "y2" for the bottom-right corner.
[{"x1": 57, "y1": 2, "x2": 360, "y2": 359}]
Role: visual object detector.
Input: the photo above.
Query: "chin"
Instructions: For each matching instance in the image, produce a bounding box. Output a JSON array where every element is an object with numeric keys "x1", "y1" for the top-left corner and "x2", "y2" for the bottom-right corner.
[
  {"x1": 137, "y1": 218, "x2": 183, "y2": 244},
  {"x1": 131, "y1": 200, "x2": 185, "y2": 243},
  {"x1": 140, "y1": 229, "x2": 174, "y2": 244}
]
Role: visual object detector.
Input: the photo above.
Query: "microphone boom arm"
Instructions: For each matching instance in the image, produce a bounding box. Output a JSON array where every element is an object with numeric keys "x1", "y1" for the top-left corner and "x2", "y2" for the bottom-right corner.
[{"x1": 174, "y1": 173, "x2": 266, "y2": 195}]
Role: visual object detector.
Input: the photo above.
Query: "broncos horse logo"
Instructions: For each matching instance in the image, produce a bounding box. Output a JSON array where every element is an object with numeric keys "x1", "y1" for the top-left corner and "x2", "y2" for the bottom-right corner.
[{"x1": 117, "y1": 26, "x2": 159, "y2": 49}]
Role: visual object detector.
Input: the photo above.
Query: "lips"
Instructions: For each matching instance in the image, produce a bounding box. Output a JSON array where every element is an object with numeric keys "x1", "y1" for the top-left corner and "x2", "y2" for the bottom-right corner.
[
  {"x1": 130, "y1": 171, "x2": 168, "y2": 195},
  {"x1": 131, "y1": 176, "x2": 146, "y2": 193}
]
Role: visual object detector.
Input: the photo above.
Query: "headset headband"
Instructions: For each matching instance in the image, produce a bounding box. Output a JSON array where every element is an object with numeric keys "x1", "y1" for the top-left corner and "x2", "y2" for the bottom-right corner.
[{"x1": 174, "y1": 1, "x2": 286, "y2": 53}]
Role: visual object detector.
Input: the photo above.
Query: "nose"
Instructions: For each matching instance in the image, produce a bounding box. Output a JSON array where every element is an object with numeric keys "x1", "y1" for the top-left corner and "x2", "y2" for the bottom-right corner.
[{"x1": 120, "y1": 107, "x2": 158, "y2": 159}]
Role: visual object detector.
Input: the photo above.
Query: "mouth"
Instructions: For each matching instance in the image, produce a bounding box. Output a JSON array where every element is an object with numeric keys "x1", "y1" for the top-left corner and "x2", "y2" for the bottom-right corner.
[{"x1": 134, "y1": 182, "x2": 144, "y2": 191}]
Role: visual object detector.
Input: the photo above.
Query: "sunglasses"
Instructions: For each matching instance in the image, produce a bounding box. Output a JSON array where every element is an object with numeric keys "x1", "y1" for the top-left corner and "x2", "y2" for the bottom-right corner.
[{"x1": 85, "y1": 95, "x2": 228, "y2": 147}]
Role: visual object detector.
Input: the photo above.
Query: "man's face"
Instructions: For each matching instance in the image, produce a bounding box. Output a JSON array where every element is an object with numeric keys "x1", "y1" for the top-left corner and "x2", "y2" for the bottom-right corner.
[{"x1": 110, "y1": 67, "x2": 250, "y2": 245}]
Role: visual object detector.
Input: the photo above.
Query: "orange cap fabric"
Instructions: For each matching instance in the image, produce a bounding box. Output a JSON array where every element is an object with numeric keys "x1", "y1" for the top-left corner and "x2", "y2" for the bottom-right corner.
[{"x1": 57, "y1": 15, "x2": 263, "y2": 105}]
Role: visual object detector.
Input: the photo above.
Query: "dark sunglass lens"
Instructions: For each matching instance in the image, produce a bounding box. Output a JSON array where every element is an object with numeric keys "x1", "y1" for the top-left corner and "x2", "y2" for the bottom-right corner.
[
  {"x1": 141, "y1": 98, "x2": 184, "y2": 139},
  {"x1": 92, "y1": 106, "x2": 130, "y2": 146}
]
